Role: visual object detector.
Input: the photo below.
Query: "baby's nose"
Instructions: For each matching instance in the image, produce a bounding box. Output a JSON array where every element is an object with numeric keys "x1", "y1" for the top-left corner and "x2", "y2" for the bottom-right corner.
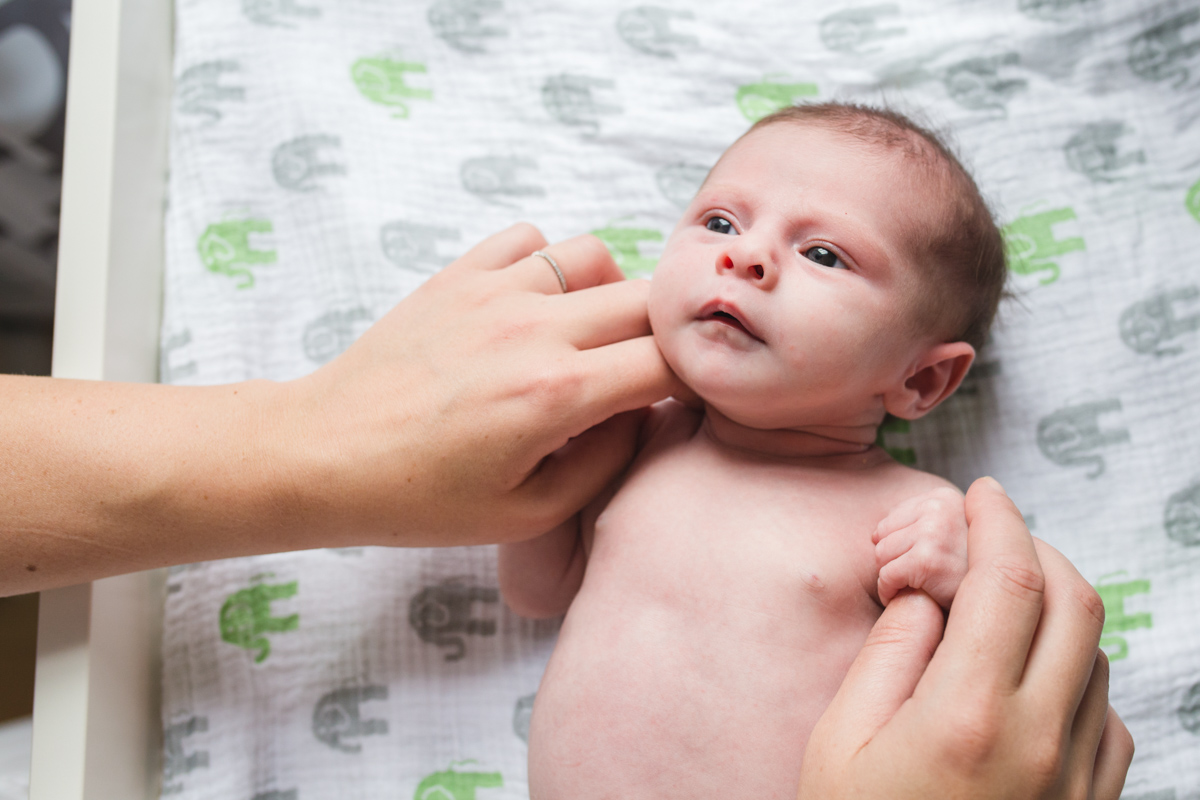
[{"x1": 721, "y1": 254, "x2": 765, "y2": 279}]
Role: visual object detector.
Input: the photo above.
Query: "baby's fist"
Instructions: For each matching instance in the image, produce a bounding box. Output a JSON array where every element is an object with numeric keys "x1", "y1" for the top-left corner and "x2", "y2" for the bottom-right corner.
[{"x1": 873, "y1": 486, "x2": 968, "y2": 609}]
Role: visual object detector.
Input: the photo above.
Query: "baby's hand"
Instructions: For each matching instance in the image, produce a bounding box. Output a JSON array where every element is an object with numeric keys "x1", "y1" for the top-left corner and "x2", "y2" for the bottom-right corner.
[{"x1": 873, "y1": 486, "x2": 968, "y2": 609}]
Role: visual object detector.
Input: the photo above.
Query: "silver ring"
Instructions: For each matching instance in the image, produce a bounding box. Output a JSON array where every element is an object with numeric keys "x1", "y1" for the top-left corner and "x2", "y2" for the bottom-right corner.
[{"x1": 531, "y1": 250, "x2": 567, "y2": 293}]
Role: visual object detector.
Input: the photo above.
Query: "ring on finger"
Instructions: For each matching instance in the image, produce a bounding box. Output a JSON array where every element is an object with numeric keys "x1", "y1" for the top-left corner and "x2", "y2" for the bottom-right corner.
[{"x1": 531, "y1": 250, "x2": 568, "y2": 293}]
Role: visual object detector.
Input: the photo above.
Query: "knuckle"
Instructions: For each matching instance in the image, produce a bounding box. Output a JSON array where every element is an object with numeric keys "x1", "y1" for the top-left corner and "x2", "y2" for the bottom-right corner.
[
  {"x1": 510, "y1": 221, "x2": 547, "y2": 250},
  {"x1": 577, "y1": 233, "x2": 616, "y2": 265},
  {"x1": 1025, "y1": 734, "x2": 1067, "y2": 788},
  {"x1": 1075, "y1": 583, "x2": 1107, "y2": 630},
  {"x1": 990, "y1": 556, "x2": 1046, "y2": 602},
  {"x1": 938, "y1": 699, "x2": 1004, "y2": 770}
]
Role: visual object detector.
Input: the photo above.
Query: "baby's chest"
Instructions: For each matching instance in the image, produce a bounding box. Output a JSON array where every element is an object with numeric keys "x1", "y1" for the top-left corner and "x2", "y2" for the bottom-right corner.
[{"x1": 584, "y1": 443, "x2": 886, "y2": 619}]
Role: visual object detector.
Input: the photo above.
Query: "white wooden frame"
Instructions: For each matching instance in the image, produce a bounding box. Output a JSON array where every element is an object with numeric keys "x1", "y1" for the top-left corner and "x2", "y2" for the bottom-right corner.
[{"x1": 31, "y1": 0, "x2": 174, "y2": 797}]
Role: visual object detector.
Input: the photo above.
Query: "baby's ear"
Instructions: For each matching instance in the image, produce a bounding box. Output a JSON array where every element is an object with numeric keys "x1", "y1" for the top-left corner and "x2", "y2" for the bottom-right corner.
[{"x1": 884, "y1": 342, "x2": 975, "y2": 420}]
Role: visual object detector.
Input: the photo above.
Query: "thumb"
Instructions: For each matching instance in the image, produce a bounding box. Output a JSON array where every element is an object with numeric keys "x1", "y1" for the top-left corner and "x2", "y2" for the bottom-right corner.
[{"x1": 817, "y1": 590, "x2": 944, "y2": 749}]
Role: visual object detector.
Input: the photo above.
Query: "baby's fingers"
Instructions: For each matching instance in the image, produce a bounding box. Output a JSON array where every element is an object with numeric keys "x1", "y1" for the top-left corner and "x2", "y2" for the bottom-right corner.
[
  {"x1": 874, "y1": 525, "x2": 916, "y2": 568},
  {"x1": 873, "y1": 504, "x2": 922, "y2": 544}
]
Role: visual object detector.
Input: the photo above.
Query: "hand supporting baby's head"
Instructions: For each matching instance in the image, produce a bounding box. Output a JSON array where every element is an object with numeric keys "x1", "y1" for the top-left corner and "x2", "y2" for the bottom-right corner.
[{"x1": 649, "y1": 102, "x2": 1006, "y2": 436}]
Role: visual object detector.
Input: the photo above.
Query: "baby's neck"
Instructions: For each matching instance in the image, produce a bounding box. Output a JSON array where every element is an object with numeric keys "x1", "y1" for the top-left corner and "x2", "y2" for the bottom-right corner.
[{"x1": 701, "y1": 406, "x2": 887, "y2": 464}]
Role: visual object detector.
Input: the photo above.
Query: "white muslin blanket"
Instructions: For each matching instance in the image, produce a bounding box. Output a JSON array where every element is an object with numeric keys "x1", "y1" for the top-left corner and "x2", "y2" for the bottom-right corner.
[{"x1": 159, "y1": 1, "x2": 1200, "y2": 797}]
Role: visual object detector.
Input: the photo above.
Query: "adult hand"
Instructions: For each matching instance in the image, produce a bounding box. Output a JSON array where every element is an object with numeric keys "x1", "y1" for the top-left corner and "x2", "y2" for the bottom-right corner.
[
  {"x1": 274, "y1": 222, "x2": 686, "y2": 545},
  {"x1": 798, "y1": 477, "x2": 1134, "y2": 799},
  {"x1": 1, "y1": 223, "x2": 683, "y2": 595}
]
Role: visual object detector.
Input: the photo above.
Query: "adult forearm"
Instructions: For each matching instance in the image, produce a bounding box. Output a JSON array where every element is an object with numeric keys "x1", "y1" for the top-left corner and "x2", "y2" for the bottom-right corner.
[{"x1": 0, "y1": 374, "x2": 314, "y2": 596}]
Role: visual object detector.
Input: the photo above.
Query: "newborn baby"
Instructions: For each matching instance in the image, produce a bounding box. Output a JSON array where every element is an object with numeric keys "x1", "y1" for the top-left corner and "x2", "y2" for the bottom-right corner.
[{"x1": 498, "y1": 103, "x2": 1007, "y2": 798}]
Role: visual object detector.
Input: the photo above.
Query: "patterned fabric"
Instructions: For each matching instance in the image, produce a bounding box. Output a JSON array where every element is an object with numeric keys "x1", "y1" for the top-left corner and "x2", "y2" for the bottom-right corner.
[{"x1": 160, "y1": 1, "x2": 1200, "y2": 798}]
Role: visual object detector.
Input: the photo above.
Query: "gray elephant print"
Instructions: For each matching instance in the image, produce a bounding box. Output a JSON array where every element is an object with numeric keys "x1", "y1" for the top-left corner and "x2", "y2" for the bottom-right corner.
[
  {"x1": 1129, "y1": 10, "x2": 1200, "y2": 88},
  {"x1": 312, "y1": 685, "x2": 389, "y2": 753},
  {"x1": 409, "y1": 578, "x2": 499, "y2": 661},
  {"x1": 513, "y1": 693, "x2": 535, "y2": 743},
  {"x1": 656, "y1": 163, "x2": 709, "y2": 209},
  {"x1": 242, "y1": 0, "x2": 319, "y2": 27},
  {"x1": 428, "y1": 0, "x2": 507, "y2": 53},
  {"x1": 303, "y1": 307, "x2": 373, "y2": 364},
  {"x1": 1119, "y1": 286, "x2": 1200, "y2": 356},
  {"x1": 160, "y1": 329, "x2": 198, "y2": 384},
  {"x1": 272, "y1": 135, "x2": 347, "y2": 192},
  {"x1": 251, "y1": 792, "x2": 298, "y2": 800},
  {"x1": 1165, "y1": 481, "x2": 1200, "y2": 546},
  {"x1": 819, "y1": 4, "x2": 904, "y2": 54},
  {"x1": 1036, "y1": 398, "x2": 1130, "y2": 479},
  {"x1": 1018, "y1": 0, "x2": 1096, "y2": 21},
  {"x1": 460, "y1": 156, "x2": 545, "y2": 205},
  {"x1": 1179, "y1": 681, "x2": 1200, "y2": 734},
  {"x1": 163, "y1": 716, "x2": 209, "y2": 782},
  {"x1": 942, "y1": 54, "x2": 1027, "y2": 112},
  {"x1": 176, "y1": 61, "x2": 245, "y2": 123},
  {"x1": 381, "y1": 220, "x2": 461, "y2": 271},
  {"x1": 542, "y1": 74, "x2": 621, "y2": 133},
  {"x1": 1063, "y1": 121, "x2": 1145, "y2": 182},
  {"x1": 616, "y1": 6, "x2": 697, "y2": 58}
]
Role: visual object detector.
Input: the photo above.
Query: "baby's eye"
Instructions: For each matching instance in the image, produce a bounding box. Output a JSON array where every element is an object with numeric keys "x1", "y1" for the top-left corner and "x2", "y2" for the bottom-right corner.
[
  {"x1": 705, "y1": 216, "x2": 736, "y2": 235},
  {"x1": 804, "y1": 246, "x2": 847, "y2": 269}
]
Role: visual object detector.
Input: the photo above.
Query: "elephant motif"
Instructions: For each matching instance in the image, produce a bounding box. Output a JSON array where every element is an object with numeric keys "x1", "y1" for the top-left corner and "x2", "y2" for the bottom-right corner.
[
  {"x1": 1035, "y1": 398, "x2": 1129, "y2": 479},
  {"x1": 219, "y1": 579, "x2": 299, "y2": 662},
  {"x1": 616, "y1": 6, "x2": 697, "y2": 58},
  {"x1": 409, "y1": 579, "x2": 499, "y2": 661},
  {"x1": 271, "y1": 134, "x2": 346, "y2": 192},
  {"x1": 428, "y1": 0, "x2": 507, "y2": 54},
  {"x1": 312, "y1": 685, "x2": 389, "y2": 753},
  {"x1": 819, "y1": 4, "x2": 904, "y2": 54},
  {"x1": 197, "y1": 219, "x2": 277, "y2": 290},
  {"x1": 1118, "y1": 286, "x2": 1200, "y2": 356}
]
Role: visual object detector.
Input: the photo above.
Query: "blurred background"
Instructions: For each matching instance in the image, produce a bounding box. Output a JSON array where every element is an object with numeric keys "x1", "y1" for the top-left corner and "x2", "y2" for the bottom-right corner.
[{"x1": 0, "y1": 0, "x2": 72, "y2": 789}]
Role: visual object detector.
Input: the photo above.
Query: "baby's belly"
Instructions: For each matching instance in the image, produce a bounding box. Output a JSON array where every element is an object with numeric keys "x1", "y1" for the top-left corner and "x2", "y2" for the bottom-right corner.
[{"x1": 528, "y1": 568, "x2": 878, "y2": 800}]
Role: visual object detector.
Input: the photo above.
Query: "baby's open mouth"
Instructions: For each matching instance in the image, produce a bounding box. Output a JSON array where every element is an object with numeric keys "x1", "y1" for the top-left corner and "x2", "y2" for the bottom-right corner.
[{"x1": 702, "y1": 304, "x2": 763, "y2": 342}]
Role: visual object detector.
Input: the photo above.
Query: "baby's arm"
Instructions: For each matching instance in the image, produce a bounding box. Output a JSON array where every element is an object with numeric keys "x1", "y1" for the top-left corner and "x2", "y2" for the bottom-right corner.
[
  {"x1": 498, "y1": 516, "x2": 586, "y2": 619},
  {"x1": 873, "y1": 486, "x2": 969, "y2": 609}
]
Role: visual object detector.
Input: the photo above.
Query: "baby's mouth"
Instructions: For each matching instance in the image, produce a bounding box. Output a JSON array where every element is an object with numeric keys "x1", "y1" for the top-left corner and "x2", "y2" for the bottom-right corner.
[{"x1": 701, "y1": 304, "x2": 763, "y2": 342}]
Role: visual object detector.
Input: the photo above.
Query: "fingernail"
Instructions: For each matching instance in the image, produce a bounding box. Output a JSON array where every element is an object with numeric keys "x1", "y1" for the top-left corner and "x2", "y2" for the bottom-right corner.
[{"x1": 980, "y1": 476, "x2": 1006, "y2": 494}]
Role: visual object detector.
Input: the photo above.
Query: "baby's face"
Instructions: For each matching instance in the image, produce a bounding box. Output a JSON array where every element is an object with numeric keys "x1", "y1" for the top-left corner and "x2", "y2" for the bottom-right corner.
[{"x1": 649, "y1": 123, "x2": 938, "y2": 430}]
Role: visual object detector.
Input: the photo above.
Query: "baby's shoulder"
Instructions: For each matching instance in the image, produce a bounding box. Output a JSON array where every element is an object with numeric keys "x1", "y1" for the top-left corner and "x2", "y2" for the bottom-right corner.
[{"x1": 874, "y1": 460, "x2": 963, "y2": 507}]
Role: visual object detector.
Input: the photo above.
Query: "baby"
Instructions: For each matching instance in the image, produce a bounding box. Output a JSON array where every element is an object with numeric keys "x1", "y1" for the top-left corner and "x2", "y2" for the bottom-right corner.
[{"x1": 498, "y1": 103, "x2": 1007, "y2": 798}]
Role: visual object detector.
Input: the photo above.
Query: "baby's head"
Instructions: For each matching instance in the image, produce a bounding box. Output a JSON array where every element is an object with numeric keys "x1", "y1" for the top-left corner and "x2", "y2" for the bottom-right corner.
[{"x1": 648, "y1": 102, "x2": 1006, "y2": 431}]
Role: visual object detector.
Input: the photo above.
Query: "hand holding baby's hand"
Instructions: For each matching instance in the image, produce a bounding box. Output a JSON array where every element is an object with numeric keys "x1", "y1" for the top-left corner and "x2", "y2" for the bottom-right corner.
[{"x1": 873, "y1": 486, "x2": 968, "y2": 609}]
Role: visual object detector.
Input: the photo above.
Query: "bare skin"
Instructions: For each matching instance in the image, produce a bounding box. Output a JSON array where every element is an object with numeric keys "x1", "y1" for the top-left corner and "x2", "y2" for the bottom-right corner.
[
  {"x1": 0, "y1": 224, "x2": 685, "y2": 596},
  {"x1": 498, "y1": 123, "x2": 1131, "y2": 798}
]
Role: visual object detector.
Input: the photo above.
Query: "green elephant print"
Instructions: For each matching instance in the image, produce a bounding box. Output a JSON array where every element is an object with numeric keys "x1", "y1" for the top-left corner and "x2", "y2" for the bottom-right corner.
[
  {"x1": 414, "y1": 767, "x2": 503, "y2": 800},
  {"x1": 874, "y1": 415, "x2": 915, "y2": 465},
  {"x1": 1187, "y1": 178, "x2": 1200, "y2": 223},
  {"x1": 1094, "y1": 573, "x2": 1151, "y2": 661},
  {"x1": 1035, "y1": 398, "x2": 1129, "y2": 479},
  {"x1": 352, "y1": 58, "x2": 432, "y2": 118},
  {"x1": 1118, "y1": 285, "x2": 1200, "y2": 356},
  {"x1": 427, "y1": 0, "x2": 507, "y2": 54},
  {"x1": 312, "y1": 685, "x2": 389, "y2": 752},
  {"x1": 1128, "y1": 9, "x2": 1200, "y2": 89},
  {"x1": 1063, "y1": 121, "x2": 1145, "y2": 182},
  {"x1": 616, "y1": 6, "x2": 697, "y2": 58},
  {"x1": 735, "y1": 78, "x2": 818, "y2": 122},
  {"x1": 1165, "y1": 481, "x2": 1200, "y2": 546},
  {"x1": 219, "y1": 579, "x2": 299, "y2": 662},
  {"x1": 197, "y1": 219, "x2": 277, "y2": 289},
  {"x1": 1002, "y1": 207, "x2": 1085, "y2": 286},
  {"x1": 819, "y1": 4, "x2": 904, "y2": 54},
  {"x1": 591, "y1": 224, "x2": 663, "y2": 278}
]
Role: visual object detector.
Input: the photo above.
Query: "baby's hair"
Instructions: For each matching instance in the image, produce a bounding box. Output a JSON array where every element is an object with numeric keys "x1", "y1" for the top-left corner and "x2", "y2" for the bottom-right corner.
[{"x1": 742, "y1": 102, "x2": 1007, "y2": 352}]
